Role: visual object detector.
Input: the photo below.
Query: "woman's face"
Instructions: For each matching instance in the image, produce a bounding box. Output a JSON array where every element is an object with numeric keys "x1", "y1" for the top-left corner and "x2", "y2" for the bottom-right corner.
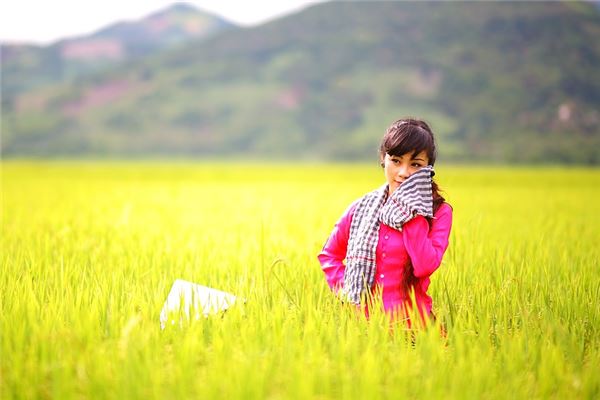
[{"x1": 382, "y1": 151, "x2": 429, "y2": 195}]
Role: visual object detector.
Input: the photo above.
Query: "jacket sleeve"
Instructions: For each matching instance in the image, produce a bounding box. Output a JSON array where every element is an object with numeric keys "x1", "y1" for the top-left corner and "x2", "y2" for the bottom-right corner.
[
  {"x1": 402, "y1": 203, "x2": 453, "y2": 278},
  {"x1": 317, "y1": 201, "x2": 357, "y2": 290}
]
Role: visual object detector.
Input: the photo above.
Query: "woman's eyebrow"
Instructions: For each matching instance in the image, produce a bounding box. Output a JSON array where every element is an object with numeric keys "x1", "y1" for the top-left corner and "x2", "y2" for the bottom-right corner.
[{"x1": 412, "y1": 157, "x2": 425, "y2": 162}]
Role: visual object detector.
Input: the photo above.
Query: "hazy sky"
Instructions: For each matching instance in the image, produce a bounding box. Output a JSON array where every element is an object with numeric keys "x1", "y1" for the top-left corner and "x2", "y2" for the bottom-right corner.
[{"x1": 0, "y1": 0, "x2": 325, "y2": 44}]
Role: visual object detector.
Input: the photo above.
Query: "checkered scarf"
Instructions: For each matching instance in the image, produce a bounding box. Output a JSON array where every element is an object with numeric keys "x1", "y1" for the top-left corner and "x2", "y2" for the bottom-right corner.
[{"x1": 342, "y1": 166, "x2": 435, "y2": 305}]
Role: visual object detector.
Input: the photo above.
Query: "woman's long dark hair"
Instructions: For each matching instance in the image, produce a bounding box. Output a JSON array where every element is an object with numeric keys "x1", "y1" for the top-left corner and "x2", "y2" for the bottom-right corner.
[{"x1": 379, "y1": 117, "x2": 445, "y2": 292}]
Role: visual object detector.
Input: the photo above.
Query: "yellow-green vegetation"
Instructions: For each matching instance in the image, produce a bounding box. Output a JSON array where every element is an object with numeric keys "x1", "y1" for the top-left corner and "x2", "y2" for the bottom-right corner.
[{"x1": 2, "y1": 161, "x2": 599, "y2": 399}]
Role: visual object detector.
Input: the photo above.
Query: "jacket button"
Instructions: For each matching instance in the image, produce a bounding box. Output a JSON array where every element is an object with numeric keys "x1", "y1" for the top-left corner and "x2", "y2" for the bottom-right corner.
[
  {"x1": 382, "y1": 252, "x2": 386, "y2": 258},
  {"x1": 384, "y1": 235, "x2": 389, "y2": 240},
  {"x1": 380, "y1": 274, "x2": 385, "y2": 279}
]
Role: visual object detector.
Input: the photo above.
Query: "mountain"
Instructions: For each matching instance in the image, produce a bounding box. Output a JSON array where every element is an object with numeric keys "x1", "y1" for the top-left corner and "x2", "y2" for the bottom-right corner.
[
  {"x1": 2, "y1": 1, "x2": 599, "y2": 163},
  {"x1": 1, "y1": 3, "x2": 236, "y2": 100},
  {"x1": 68, "y1": 3, "x2": 235, "y2": 59}
]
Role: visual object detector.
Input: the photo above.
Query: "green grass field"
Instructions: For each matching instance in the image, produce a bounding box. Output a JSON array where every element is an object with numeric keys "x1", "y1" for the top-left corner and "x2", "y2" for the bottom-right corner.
[{"x1": 2, "y1": 161, "x2": 599, "y2": 399}]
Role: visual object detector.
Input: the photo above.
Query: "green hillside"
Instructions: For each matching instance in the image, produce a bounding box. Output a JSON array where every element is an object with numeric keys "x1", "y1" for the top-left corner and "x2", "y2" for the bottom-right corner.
[
  {"x1": 2, "y1": 1, "x2": 599, "y2": 163},
  {"x1": 1, "y1": 4, "x2": 235, "y2": 101}
]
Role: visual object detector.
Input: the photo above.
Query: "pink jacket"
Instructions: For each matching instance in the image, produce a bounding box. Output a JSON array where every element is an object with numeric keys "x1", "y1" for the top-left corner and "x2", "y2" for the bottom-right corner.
[{"x1": 318, "y1": 200, "x2": 453, "y2": 320}]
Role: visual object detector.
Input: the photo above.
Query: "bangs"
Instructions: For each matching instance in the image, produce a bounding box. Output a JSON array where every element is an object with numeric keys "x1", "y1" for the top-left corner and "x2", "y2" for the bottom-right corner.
[{"x1": 383, "y1": 125, "x2": 434, "y2": 160}]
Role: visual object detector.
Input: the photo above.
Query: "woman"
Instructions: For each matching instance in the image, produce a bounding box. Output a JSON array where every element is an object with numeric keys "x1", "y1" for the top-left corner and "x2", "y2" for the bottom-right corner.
[{"x1": 318, "y1": 118, "x2": 453, "y2": 326}]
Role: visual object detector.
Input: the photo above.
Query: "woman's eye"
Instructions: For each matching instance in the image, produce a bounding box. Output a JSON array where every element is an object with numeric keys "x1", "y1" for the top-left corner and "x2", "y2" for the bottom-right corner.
[{"x1": 412, "y1": 163, "x2": 423, "y2": 168}]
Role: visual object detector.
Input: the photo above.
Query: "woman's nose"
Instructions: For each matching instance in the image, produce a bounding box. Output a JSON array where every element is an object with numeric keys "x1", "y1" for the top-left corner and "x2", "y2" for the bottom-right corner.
[{"x1": 397, "y1": 165, "x2": 409, "y2": 178}]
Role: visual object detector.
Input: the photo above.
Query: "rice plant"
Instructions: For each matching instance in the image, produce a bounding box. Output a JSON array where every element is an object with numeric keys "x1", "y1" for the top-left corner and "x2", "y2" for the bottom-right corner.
[{"x1": 1, "y1": 161, "x2": 598, "y2": 399}]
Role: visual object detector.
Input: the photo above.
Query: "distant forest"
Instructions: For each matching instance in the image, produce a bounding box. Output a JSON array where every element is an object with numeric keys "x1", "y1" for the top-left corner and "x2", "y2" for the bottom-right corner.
[{"x1": 2, "y1": 2, "x2": 599, "y2": 163}]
